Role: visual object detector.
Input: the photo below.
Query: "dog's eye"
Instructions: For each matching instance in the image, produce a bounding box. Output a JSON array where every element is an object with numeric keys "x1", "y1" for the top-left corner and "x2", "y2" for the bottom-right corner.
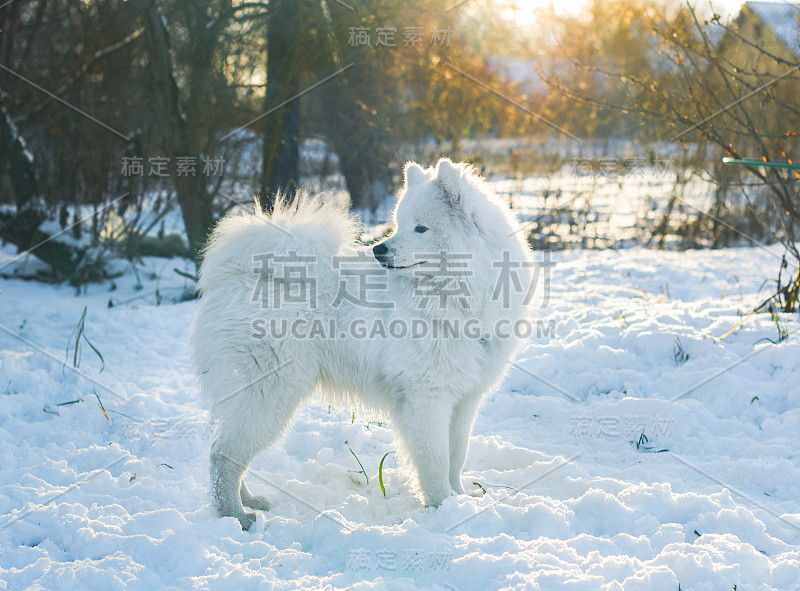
[{"x1": 414, "y1": 224, "x2": 429, "y2": 234}]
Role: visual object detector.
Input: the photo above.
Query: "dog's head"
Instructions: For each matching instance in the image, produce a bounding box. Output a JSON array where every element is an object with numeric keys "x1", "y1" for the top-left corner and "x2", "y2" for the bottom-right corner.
[{"x1": 372, "y1": 158, "x2": 507, "y2": 272}]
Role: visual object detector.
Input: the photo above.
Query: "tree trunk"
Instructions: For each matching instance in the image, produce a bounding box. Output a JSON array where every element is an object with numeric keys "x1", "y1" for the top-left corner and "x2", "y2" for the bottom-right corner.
[
  {"x1": 0, "y1": 83, "x2": 106, "y2": 283},
  {"x1": 260, "y1": 0, "x2": 302, "y2": 211},
  {"x1": 305, "y1": 1, "x2": 395, "y2": 214},
  {"x1": 0, "y1": 87, "x2": 38, "y2": 208},
  {"x1": 135, "y1": 0, "x2": 215, "y2": 266},
  {"x1": 324, "y1": 91, "x2": 394, "y2": 212}
]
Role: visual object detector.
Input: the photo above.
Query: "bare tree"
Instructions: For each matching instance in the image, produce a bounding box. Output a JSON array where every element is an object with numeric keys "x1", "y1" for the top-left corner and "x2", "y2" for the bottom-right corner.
[{"x1": 546, "y1": 0, "x2": 800, "y2": 310}]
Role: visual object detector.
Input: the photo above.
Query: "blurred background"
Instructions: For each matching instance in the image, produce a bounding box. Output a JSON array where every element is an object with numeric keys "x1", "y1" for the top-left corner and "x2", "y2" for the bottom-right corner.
[{"x1": 0, "y1": 0, "x2": 798, "y2": 309}]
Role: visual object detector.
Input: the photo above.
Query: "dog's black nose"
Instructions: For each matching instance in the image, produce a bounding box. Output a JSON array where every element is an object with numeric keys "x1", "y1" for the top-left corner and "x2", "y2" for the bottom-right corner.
[{"x1": 373, "y1": 243, "x2": 388, "y2": 257}]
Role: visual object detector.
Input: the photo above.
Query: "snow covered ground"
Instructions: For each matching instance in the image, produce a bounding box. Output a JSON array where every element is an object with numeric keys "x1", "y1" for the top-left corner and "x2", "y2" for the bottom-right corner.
[{"x1": 1, "y1": 241, "x2": 799, "y2": 590}]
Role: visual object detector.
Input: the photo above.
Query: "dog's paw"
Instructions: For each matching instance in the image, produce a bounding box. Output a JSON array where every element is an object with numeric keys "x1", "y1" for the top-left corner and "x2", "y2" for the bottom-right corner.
[
  {"x1": 243, "y1": 495, "x2": 271, "y2": 511},
  {"x1": 450, "y1": 480, "x2": 465, "y2": 495},
  {"x1": 423, "y1": 489, "x2": 457, "y2": 508},
  {"x1": 238, "y1": 511, "x2": 257, "y2": 530}
]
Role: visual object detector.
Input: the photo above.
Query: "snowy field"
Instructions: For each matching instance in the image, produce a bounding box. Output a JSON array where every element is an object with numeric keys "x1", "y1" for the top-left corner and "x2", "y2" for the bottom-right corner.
[{"x1": 1, "y1": 241, "x2": 799, "y2": 590}]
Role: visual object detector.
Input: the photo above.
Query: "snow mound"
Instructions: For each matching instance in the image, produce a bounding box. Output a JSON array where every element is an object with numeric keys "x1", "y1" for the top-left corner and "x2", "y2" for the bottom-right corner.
[{"x1": 0, "y1": 245, "x2": 798, "y2": 590}]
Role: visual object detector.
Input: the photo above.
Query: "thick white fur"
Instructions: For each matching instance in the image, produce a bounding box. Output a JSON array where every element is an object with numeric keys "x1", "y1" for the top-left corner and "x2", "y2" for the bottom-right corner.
[{"x1": 191, "y1": 158, "x2": 534, "y2": 528}]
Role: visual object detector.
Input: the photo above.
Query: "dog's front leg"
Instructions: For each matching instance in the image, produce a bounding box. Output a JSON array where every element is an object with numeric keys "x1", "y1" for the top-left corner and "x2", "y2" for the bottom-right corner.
[
  {"x1": 448, "y1": 395, "x2": 482, "y2": 494},
  {"x1": 392, "y1": 394, "x2": 455, "y2": 507}
]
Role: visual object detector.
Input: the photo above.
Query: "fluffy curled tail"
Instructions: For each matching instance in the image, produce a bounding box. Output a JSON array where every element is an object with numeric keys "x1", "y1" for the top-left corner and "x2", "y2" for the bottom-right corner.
[{"x1": 196, "y1": 192, "x2": 358, "y2": 296}]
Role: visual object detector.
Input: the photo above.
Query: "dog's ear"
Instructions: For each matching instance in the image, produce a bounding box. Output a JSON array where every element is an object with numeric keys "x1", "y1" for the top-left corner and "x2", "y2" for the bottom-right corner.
[
  {"x1": 436, "y1": 158, "x2": 463, "y2": 207},
  {"x1": 403, "y1": 162, "x2": 427, "y2": 187}
]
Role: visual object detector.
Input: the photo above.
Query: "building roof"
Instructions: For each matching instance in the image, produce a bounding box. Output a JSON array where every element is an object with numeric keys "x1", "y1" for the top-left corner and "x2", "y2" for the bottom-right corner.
[{"x1": 745, "y1": 1, "x2": 800, "y2": 56}]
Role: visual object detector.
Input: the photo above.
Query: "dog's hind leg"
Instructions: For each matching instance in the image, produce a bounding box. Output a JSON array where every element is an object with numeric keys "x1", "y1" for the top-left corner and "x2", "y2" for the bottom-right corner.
[
  {"x1": 209, "y1": 375, "x2": 311, "y2": 529},
  {"x1": 210, "y1": 427, "x2": 259, "y2": 530},
  {"x1": 448, "y1": 396, "x2": 482, "y2": 495}
]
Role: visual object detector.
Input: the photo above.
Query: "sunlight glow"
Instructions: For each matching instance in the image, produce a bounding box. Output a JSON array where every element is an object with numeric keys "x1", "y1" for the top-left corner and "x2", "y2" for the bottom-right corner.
[{"x1": 502, "y1": 0, "x2": 748, "y2": 24}]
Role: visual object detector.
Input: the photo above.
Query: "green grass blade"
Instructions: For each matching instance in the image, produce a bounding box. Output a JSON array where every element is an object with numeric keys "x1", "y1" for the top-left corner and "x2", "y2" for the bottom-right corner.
[
  {"x1": 82, "y1": 332, "x2": 105, "y2": 371},
  {"x1": 349, "y1": 448, "x2": 368, "y2": 485},
  {"x1": 378, "y1": 451, "x2": 395, "y2": 498}
]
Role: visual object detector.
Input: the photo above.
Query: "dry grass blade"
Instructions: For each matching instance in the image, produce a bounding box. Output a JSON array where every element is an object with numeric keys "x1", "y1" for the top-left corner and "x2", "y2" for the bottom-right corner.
[
  {"x1": 68, "y1": 306, "x2": 105, "y2": 371},
  {"x1": 94, "y1": 388, "x2": 110, "y2": 421},
  {"x1": 717, "y1": 293, "x2": 781, "y2": 340}
]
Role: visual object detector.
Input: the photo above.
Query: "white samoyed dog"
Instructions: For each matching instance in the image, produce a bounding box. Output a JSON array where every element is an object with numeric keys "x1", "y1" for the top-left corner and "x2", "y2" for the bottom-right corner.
[{"x1": 191, "y1": 158, "x2": 535, "y2": 528}]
